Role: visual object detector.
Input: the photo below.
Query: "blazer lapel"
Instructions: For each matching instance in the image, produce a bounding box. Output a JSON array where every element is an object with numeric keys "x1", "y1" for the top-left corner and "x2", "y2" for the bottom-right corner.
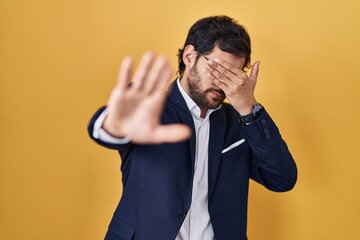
[
  {"x1": 167, "y1": 81, "x2": 196, "y2": 173},
  {"x1": 167, "y1": 80, "x2": 227, "y2": 204},
  {"x1": 208, "y1": 108, "x2": 227, "y2": 204}
]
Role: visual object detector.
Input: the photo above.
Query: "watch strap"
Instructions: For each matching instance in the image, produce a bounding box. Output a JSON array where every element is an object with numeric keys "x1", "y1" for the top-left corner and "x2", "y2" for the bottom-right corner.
[{"x1": 239, "y1": 103, "x2": 264, "y2": 124}]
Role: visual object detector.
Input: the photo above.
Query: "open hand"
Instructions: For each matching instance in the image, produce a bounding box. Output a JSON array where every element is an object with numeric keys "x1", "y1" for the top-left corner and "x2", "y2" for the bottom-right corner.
[
  {"x1": 102, "y1": 52, "x2": 191, "y2": 144},
  {"x1": 206, "y1": 58, "x2": 260, "y2": 115}
]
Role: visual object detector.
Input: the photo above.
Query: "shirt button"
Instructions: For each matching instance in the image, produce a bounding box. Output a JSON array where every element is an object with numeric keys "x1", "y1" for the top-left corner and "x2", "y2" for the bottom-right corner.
[
  {"x1": 177, "y1": 211, "x2": 186, "y2": 218},
  {"x1": 261, "y1": 119, "x2": 266, "y2": 124}
]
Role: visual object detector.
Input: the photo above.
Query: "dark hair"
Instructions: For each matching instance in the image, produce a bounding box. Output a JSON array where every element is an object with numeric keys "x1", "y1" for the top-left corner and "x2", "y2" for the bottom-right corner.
[{"x1": 177, "y1": 15, "x2": 251, "y2": 76}]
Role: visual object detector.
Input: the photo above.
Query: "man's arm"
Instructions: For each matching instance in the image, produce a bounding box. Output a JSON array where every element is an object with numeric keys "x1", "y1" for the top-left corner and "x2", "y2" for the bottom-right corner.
[
  {"x1": 206, "y1": 57, "x2": 297, "y2": 191},
  {"x1": 88, "y1": 106, "x2": 131, "y2": 150},
  {"x1": 243, "y1": 110, "x2": 297, "y2": 192}
]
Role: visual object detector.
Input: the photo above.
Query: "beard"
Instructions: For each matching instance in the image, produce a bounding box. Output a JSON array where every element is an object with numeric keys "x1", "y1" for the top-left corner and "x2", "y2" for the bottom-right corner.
[{"x1": 187, "y1": 65, "x2": 225, "y2": 110}]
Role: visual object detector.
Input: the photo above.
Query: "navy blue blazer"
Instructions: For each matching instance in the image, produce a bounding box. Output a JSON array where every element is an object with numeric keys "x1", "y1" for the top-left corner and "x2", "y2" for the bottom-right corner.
[{"x1": 88, "y1": 81, "x2": 297, "y2": 240}]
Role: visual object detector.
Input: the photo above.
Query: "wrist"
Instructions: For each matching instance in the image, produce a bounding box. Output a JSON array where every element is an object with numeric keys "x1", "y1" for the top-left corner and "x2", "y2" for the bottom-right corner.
[
  {"x1": 237, "y1": 107, "x2": 252, "y2": 116},
  {"x1": 102, "y1": 117, "x2": 127, "y2": 139},
  {"x1": 239, "y1": 103, "x2": 264, "y2": 124},
  {"x1": 236, "y1": 101, "x2": 258, "y2": 115}
]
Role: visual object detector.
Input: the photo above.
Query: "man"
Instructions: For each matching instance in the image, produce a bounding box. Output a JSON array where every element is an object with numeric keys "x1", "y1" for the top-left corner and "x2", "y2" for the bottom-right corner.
[{"x1": 88, "y1": 15, "x2": 297, "y2": 240}]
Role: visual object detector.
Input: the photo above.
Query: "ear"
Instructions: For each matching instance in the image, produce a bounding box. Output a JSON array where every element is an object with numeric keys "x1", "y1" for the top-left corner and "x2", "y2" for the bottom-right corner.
[{"x1": 182, "y1": 45, "x2": 197, "y2": 68}]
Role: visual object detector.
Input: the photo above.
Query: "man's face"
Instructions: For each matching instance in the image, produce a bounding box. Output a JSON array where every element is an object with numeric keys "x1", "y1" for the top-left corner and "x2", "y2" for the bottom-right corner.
[{"x1": 186, "y1": 46, "x2": 246, "y2": 111}]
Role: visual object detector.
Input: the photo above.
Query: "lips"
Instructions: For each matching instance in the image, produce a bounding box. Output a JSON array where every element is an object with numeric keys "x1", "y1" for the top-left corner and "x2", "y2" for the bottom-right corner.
[{"x1": 209, "y1": 89, "x2": 225, "y2": 99}]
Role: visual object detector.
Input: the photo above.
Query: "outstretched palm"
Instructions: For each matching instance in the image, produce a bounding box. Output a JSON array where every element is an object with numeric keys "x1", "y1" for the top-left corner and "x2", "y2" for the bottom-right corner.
[{"x1": 103, "y1": 52, "x2": 191, "y2": 144}]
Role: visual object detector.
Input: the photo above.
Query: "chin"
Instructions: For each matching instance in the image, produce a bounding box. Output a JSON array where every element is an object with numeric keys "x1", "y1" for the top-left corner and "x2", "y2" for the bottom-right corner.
[{"x1": 208, "y1": 100, "x2": 223, "y2": 109}]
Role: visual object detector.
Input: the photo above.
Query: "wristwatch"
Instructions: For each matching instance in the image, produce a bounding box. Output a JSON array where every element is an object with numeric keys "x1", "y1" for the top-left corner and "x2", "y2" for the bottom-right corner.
[{"x1": 239, "y1": 103, "x2": 264, "y2": 124}]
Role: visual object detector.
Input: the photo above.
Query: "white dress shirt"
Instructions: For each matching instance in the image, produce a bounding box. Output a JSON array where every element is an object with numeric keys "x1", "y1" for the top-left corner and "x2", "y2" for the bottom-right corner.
[{"x1": 92, "y1": 79, "x2": 221, "y2": 240}]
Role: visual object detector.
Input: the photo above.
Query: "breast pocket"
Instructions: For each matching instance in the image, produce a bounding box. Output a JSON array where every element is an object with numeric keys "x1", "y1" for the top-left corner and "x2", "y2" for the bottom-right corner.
[{"x1": 222, "y1": 138, "x2": 247, "y2": 159}]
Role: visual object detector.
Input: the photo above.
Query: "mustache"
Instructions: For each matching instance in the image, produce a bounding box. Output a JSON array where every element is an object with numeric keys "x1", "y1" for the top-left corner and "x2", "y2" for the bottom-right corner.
[{"x1": 207, "y1": 88, "x2": 225, "y2": 97}]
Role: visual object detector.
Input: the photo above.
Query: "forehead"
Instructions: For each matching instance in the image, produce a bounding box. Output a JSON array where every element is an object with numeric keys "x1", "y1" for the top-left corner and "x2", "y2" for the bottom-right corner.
[{"x1": 206, "y1": 46, "x2": 246, "y2": 69}]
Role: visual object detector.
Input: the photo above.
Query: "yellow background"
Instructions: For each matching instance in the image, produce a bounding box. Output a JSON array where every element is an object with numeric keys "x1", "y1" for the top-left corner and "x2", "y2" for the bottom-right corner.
[{"x1": 1, "y1": 0, "x2": 359, "y2": 239}]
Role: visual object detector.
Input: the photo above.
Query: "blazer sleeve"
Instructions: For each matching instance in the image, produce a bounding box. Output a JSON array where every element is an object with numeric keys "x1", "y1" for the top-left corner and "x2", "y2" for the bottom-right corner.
[
  {"x1": 242, "y1": 110, "x2": 297, "y2": 192},
  {"x1": 87, "y1": 106, "x2": 132, "y2": 151}
]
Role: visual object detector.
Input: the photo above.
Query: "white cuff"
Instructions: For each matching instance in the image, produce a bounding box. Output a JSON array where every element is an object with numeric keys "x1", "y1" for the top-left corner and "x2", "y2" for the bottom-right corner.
[{"x1": 92, "y1": 109, "x2": 131, "y2": 144}]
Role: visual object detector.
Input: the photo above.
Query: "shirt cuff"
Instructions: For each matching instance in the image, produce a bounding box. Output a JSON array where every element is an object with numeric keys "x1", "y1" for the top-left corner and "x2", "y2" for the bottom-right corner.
[{"x1": 92, "y1": 109, "x2": 131, "y2": 144}]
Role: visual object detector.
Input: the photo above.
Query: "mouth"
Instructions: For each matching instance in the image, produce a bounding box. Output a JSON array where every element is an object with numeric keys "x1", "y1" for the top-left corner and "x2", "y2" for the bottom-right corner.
[{"x1": 208, "y1": 89, "x2": 225, "y2": 100}]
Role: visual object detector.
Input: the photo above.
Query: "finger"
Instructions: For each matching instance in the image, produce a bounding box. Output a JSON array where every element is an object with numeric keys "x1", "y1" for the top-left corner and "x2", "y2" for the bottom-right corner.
[
  {"x1": 207, "y1": 60, "x2": 233, "y2": 81},
  {"x1": 212, "y1": 77, "x2": 227, "y2": 90},
  {"x1": 117, "y1": 57, "x2": 134, "y2": 90},
  {"x1": 207, "y1": 65, "x2": 237, "y2": 91},
  {"x1": 151, "y1": 124, "x2": 192, "y2": 143},
  {"x1": 108, "y1": 56, "x2": 133, "y2": 106},
  {"x1": 132, "y1": 51, "x2": 156, "y2": 89},
  {"x1": 212, "y1": 77, "x2": 231, "y2": 95},
  {"x1": 249, "y1": 61, "x2": 260, "y2": 81},
  {"x1": 158, "y1": 63, "x2": 174, "y2": 90},
  {"x1": 143, "y1": 56, "x2": 171, "y2": 95},
  {"x1": 152, "y1": 62, "x2": 174, "y2": 102},
  {"x1": 206, "y1": 64, "x2": 230, "y2": 83},
  {"x1": 207, "y1": 58, "x2": 239, "y2": 76},
  {"x1": 206, "y1": 60, "x2": 241, "y2": 91}
]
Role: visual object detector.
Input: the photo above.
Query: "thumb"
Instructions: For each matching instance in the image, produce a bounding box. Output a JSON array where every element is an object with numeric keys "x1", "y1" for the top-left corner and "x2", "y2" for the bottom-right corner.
[
  {"x1": 152, "y1": 124, "x2": 192, "y2": 143},
  {"x1": 250, "y1": 61, "x2": 260, "y2": 81}
]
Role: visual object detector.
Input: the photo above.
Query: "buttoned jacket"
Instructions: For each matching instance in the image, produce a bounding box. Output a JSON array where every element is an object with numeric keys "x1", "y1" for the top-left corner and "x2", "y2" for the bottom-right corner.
[{"x1": 88, "y1": 80, "x2": 297, "y2": 240}]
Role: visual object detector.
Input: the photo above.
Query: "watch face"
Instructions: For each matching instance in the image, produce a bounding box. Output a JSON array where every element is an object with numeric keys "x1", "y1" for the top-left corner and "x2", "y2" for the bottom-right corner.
[{"x1": 241, "y1": 103, "x2": 264, "y2": 123}]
